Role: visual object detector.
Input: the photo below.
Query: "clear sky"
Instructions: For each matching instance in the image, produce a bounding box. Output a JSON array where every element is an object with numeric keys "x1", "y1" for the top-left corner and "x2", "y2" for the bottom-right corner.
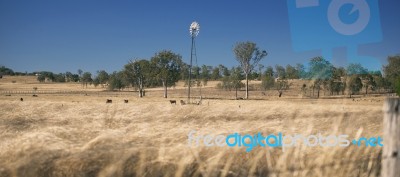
[{"x1": 0, "y1": 0, "x2": 399, "y2": 74}]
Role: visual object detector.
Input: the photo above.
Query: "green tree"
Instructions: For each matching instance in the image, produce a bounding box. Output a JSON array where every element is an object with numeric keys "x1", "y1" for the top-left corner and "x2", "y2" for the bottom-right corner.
[
  {"x1": 201, "y1": 65, "x2": 210, "y2": 86},
  {"x1": 96, "y1": 70, "x2": 109, "y2": 88},
  {"x1": 348, "y1": 75, "x2": 363, "y2": 97},
  {"x1": 151, "y1": 50, "x2": 183, "y2": 98},
  {"x1": 261, "y1": 73, "x2": 275, "y2": 90},
  {"x1": 276, "y1": 79, "x2": 290, "y2": 97},
  {"x1": 286, "y1": 64, "x2": 298, "y2": 79},
  {"x1": 219, "y1": 64, "x2": 230, "y2": 77},
  {"x1": 77, "y1": 69, "x2": 83, "y2": 81},
  {"x1": 274, "y1": 65, "x2": 286, "y2": 79},
  {"x1": 395, "y1": 78, "x2": 400, "y2": 96},
  {"x1": 363, "y1": 74, "x2": 376, "y2": 94},
  {"x1": 371, "y1": 71, "x2": 391, "y2": 93},
  {"x1": 257, "y1": 64, "x2": 265, "y2": 80},
  {"x1": 0, "y1": 66, "x2": 14, "y2": 75},
  {"x1": 180, "y1": 63, "x2": 189, "y2": 86},
  {"x1": 328, "y1": 66, "x2": 346, "y2": 95},
  {"x1": 233, "y1": 41, "x2": 267, "y2": 99},
  {"x1": 218, "y1": 66, "x2": 243, "y2": 95},
  {"x1": 93, "y1": 77, "x2": 100, "y2": 88},
  {"x1": 295, "y1": 63, "x2": 307, "y2": 79},
  {"x1": 265, "y1": 66, "x2": 274, "y2": 77},
  {"x1": 37, "y1": 74, "x2": 45, "y2": 82},
  {"x1": 346, "y1": 63, "x2": 377, "y2": 95},
  {"x1": 309, "y1": 57, "x2": 333, "y2": 98},
  {"x1": 124, "y1": 59, "x2": 152, "y2": 97},
  {"x1": 54, "y1": 73, "x2": 66, "y2": 82},
  {"x1": 383, "y1": 55, "x2": 400, "y2": 91},
  {"x1": 211, "y1": 67, "x2": 221, "y2": 80},
  {"x1": 65, "y1": 72, "x2": 73, "y2": 82},
  {"x1": 346, "y1": 63, "x2": 368, "y2": 76},
  {"x1": 108, "y1": 71, "x2": 127, "y2": 91},
  {"x1": 81, "y1": 72, "x2": 92, "y2": 88}
]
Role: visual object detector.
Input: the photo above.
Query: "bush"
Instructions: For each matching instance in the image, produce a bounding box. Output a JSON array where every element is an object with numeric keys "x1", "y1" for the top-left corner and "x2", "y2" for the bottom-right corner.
[
  {"x1": 395, "y1": 78, "x2": 400, "y2": 96},
  {"x1": 348, "y1": 76, "x2": 363, "y2": 95},
  {"x1": 261, "y1": 75, "x2": 275, "y2": 90}
]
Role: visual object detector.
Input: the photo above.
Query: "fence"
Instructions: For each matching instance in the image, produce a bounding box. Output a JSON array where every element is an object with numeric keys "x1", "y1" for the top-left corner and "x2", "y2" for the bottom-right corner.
[
  {"x1": 383, "y1": 98, "x2": 400, "y2": 177},
  {"x1": 1, "y1": 90, "x2": 137, "y2": 96}
]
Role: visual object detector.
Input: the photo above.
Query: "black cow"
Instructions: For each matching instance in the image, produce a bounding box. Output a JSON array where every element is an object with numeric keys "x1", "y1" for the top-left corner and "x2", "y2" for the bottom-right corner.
[
  {"x1": 106, "y1": 99, "x2": 112, "y2": 103},
  {"x1": 124, "y1": 99, "x2": 128, "y2": 103}
]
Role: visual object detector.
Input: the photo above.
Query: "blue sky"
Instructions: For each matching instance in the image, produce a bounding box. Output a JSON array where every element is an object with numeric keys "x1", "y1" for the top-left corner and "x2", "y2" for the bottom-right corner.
[{"x1": 0, "y1": 0, "x2": 399, "y2": 74}]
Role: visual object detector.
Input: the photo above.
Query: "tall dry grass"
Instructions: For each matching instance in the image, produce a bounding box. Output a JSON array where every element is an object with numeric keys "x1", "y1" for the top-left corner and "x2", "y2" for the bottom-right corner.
[{"x1": 0, "y1": 92, "x2": 384, "y2": 177}]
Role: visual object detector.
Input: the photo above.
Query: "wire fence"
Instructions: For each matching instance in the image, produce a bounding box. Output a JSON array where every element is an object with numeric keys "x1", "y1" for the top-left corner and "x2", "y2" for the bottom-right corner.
[{"x1": 0, "y1": 90, "x2": 137, "y2": 96}]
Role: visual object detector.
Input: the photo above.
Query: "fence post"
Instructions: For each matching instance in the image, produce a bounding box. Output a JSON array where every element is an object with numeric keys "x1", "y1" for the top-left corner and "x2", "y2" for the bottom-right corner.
[{"x1": 382, "y1": 98, "x2": 400, "y2": 177}]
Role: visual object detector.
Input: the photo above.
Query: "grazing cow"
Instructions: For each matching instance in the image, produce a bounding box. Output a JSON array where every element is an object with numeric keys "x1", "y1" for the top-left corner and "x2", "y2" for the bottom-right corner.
[
  {"x1": 32, "y1": 94, "x2": 38, "y2": 97},
  {"x1": 106, "y1": 99, "x2": 112, "y2": 103},
  {"x1": 124, "y1": 99, "x2": 128, "y2": 103},
  {"x1": 180, "y1": 100, "x2": 186, "y2": 105},
  {"x1": 20, "y1": 98, "x2": 23, "y2": 101},
  {"x1": 170, "y1": 100, "x2": 176, "y2": 104}
]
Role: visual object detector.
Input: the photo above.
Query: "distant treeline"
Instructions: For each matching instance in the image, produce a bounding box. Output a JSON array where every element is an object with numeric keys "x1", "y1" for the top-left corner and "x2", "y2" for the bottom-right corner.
[{"x1": 1, "y1": 53, "x2": 399, "y2": 98}]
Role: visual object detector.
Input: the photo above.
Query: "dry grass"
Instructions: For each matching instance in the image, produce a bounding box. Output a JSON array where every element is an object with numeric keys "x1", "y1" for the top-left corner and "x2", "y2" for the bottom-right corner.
[{"x1": 0, "y1": 77, "x2": 386, "y2": 177}]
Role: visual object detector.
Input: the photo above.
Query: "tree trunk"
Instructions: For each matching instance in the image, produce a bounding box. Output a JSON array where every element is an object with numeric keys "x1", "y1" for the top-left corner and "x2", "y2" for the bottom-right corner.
[
  {"x1": 312, "y1": 86, "x2": 315, "y2": 97},
  {"x1": 139, "y1": 82, "x2": 143, "y2": 98},
  {"x1": 245, "y1": 74, "x2": 249, "y2": 99},
  {"x1": 235, "y1": 87, "x2": 238, "y2": 99},
  {"x1": 365, "y1": 85, "x2": 368, "y2": 95},
  {"x1": 163, "y1": 80, "x2": 167, "y2": 98},
  {"x1": 139, "y1": 88, "x2": 143, "y2": 97},
  {"x1": 317, "y1": 87, "x2": 320, "y2": 98}
]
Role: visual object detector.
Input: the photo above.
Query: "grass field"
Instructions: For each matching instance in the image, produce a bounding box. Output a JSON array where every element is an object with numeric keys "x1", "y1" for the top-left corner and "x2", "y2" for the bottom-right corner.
[{"x1": 0, "y1": 76, "x2": 387, "y2": 177}]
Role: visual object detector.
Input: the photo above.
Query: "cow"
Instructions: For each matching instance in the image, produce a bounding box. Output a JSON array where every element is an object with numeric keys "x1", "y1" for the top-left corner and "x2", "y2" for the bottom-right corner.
[
  {"x1": 170, "y1": 100, "x2": 176, "y2": 104},
  {"x1": 124, "y1": 99, "x2": 129, "y2": 103},
  {"x1": 106, "y1": 99, "x2": 112, "y2": 103},
  {"x1": 32, "y1": 94, "x2": 38, "y2": 97},
  {"x1": 20, "y1": 98, "x2": 23, "y2": 101},
  {"x1": 180, "y1": 100, "x2": 186, "y2": 105}
]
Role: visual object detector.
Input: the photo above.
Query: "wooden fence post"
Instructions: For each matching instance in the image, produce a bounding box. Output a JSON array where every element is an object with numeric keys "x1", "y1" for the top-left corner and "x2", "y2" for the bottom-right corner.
[{"x1": 382, "y1": 98, "x2": 400, "y2": 177}]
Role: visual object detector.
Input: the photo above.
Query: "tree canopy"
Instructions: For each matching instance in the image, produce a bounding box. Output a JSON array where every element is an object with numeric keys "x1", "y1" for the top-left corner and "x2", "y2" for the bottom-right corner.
[{"x1": 233, "y1": 41, "x2": 267, "y2": 99}]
